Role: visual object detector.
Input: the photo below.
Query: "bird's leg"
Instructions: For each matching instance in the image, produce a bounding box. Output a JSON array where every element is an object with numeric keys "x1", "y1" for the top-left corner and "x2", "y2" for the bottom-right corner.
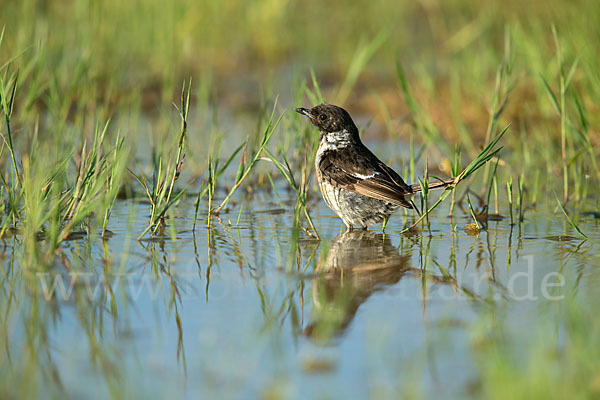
[
  {"x1": 345, "y1": 222, "x2": 354, "y2": 231},
  {"x1": 361, "y1": 225, "x2": 368, "y2": 231}
]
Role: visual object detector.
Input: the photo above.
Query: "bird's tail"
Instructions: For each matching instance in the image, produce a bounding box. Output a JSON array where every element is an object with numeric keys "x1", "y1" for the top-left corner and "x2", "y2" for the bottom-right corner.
[{"x1": 410, "y1": 178, "x2": 456, "y2": 193}]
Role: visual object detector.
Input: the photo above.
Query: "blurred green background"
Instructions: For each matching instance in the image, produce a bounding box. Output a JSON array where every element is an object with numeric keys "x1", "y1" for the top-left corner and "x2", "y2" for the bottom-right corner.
[{"x1": 2, "y1": 0, "x2": 599, "y2": 143}]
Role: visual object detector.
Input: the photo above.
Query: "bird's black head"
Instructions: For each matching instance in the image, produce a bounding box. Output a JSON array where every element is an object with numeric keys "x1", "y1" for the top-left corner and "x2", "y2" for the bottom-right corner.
[{"x1": 295, "y1": 104, "x2": 358, "y2": 134}]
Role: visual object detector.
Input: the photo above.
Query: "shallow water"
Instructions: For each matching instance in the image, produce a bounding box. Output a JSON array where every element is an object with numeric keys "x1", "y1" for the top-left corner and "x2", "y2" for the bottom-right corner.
[{"x1": 1, "y1": 180, "x2": 599, "y2": 398}]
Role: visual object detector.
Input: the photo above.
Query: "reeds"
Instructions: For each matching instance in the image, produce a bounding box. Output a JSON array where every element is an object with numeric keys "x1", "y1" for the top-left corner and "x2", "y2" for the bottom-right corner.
[
  {"x1": 0, "y1": 35, "x2": 21, "y2": 188},
  {"x1": 213, "y1": 99, "x2": 284, "y2": 214},
  {"x1": 0, "y1": 38, "x2": 133, "y2": 261},
  {"x1": 555, "y1": 193, "x2": 588, "y2": 239},
  {"x1": 132, "y1": 80, "x2": 192, "y2": 239},
  {"x1": 402, "y1": 125, "x2": 509, "y2": 233}
]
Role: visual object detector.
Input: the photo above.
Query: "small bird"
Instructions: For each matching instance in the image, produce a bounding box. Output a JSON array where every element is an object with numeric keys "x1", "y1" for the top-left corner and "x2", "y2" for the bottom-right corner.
[{"x1": 296, "y1": 104, "x2": 453, "y2": 230}]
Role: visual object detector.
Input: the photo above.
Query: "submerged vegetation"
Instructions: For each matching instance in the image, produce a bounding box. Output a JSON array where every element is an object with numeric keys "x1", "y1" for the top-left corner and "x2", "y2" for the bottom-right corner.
[{"x1": 1, "y1": 0, "x2": 599, "y2": 398}]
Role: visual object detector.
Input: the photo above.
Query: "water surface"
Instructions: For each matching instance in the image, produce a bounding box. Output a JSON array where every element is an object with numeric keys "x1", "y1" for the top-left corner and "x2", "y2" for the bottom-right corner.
[{"x1": 2, "y1": 181, "x2": 599, "y2": 399}]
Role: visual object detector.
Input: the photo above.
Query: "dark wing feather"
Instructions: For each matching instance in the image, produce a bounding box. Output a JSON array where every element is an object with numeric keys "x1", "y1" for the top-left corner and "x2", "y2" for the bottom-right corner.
[{"x1": 318, "y1": 145, "x2": 414, "y2": 209}]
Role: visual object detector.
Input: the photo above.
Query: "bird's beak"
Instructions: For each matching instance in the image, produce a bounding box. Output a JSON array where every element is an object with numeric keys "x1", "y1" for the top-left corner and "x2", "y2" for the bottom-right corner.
[{"x1": 295, "y1": 107, "x2": 312, "y2": 118}]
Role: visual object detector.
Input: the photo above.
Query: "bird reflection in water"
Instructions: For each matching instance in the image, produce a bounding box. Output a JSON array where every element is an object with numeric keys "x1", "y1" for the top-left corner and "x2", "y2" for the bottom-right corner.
[{"x1": 303, "y1": 230, "x2": 412, "y2": 341}]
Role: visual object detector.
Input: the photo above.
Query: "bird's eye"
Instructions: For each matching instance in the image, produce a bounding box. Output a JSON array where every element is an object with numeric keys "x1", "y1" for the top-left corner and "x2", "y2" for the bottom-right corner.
[{"x1": 319, "y1": 114, "x2": 327, "y2": 121}]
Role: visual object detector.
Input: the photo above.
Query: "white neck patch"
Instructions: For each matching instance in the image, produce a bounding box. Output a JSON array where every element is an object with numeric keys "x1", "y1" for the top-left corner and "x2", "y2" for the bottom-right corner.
[
  {"x1": 324, "y1": 129, "x2": 352, "y2": 145},
  {"x1": 316, "y1": 130, "x2": 352, "y2": 162}
]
